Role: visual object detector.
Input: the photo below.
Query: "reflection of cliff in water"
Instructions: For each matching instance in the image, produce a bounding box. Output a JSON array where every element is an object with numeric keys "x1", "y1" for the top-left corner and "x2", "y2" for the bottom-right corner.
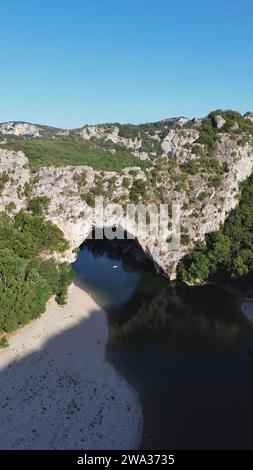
[
  {"x1": 73, "y1": 236, "x2": 253, "y2": 450},
  {"x1": 81, "y1": 234, "x2": 251, "y2": 349},
  {"x1": 107, "y1": 283, "x2": 250, "y2": 349}
]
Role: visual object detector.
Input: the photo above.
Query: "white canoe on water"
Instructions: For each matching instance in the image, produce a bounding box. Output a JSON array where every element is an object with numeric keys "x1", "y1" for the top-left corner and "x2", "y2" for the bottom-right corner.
[{"x1": 241, "y1": 300, "x2": 253, "y2": 323}]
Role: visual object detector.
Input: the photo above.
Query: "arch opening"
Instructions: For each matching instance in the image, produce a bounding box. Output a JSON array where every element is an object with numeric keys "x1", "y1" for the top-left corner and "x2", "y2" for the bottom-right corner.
[{"x1": 82, "y1": 226, "x2": 156, "y2": 272}]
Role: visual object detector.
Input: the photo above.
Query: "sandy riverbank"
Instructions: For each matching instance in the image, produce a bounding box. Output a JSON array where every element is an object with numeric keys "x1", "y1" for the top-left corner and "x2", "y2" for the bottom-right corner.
[{"x1": 0, "y1": 283, "x2": 143, "y2": 450}]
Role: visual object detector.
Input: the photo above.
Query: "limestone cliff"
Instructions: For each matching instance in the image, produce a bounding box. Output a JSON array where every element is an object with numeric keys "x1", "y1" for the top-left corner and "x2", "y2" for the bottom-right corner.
[{"x1": 0, "y1": 110, "x2": 252, "y2": 279}]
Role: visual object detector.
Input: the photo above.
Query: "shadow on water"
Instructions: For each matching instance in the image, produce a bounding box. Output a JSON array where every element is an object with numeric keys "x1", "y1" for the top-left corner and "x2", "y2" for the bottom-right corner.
[{"x1": 73, "y1": 234, "x2": 253, "y2": 450}]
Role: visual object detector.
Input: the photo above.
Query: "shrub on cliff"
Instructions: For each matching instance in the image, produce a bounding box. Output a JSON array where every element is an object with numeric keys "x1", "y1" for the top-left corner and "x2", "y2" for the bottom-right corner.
[
  {"x1": 129, "y1": 179, "x2": 149, "y2": 203},
  {"x1": 27, "y1": 196, "x2": 50, "y2": 215},
  {"x1": 0, "y1": 336, "x2": 8, "y2": 348}
]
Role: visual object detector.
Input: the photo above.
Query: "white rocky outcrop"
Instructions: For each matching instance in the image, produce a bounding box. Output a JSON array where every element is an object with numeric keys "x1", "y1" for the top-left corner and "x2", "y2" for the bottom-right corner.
[
  {"x1": 176, "y1": 117, "x2": 189, "y2": 127},
  {"x1": 244, "y1": 113, "x2": 253, "y2": 123},
  {"x1": 192, "y1": 117, "x2": 203, "y2": 124},
  {"x1": 231, "y1": 122, "x2": 239, "y2": 130},
  {"x1": 213, "y1": 115, "x2": 226, "y2": 129},
  {"x1": 0, "y1": 149, "x2": 30, "y2": 212},
  {"x1": 80, "y1": 125, "x2": 149, "y2": 160},
  {"x1": 0, "y1": 122, "x2": 41, "y2": 137},
  {"x1": 161, "y1": 128, "x2": 199, "y2": 159},
  {"x1": 79, "y1": 125, "x2": 104, "y2": 140}
]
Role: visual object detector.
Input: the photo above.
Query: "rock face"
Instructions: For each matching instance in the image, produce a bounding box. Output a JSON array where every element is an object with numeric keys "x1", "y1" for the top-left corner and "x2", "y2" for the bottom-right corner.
[
  {"x1": 0, "y1": 149, "x2": 30, "y2": 212},
  {"x1": 244, "y1": 113, "x2": 253, "y2": 123},
  {"x1": 0, "y1": 122, "x2": 41, "y2": 137},
  {"x1": 0, "y1": 121, "x2": 60, "y2": 139},
  {"x1": 213, "y1": 115, "x2": 226, "y2": 129},
  {"x1": 80, "y1": 125, "x2": 149, "y2": 160},
  {"x1": 176, "y1": 117, "x2": 189, "y2": 127},
  {"x1": 0, "y1": 112, "x2": 253, "y2": 280},
  {"x1": 162, "y1": 128, "x2": 199, "y2": 159}
]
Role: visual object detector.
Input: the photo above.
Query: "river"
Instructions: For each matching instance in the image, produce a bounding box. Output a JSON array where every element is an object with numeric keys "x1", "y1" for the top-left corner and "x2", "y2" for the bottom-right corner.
[{"x1": 72, "y1": 236, "x2": 253, "y2": 450}]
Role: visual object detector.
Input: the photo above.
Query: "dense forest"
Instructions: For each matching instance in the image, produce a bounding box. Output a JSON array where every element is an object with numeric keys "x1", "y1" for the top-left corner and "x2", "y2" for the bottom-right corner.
[
  {"x1": 179, "y1": 173, "x2": 253, "y2": 284},
  {"x1": 0, "y1": 199, "x2": 73, "y2": 347}
]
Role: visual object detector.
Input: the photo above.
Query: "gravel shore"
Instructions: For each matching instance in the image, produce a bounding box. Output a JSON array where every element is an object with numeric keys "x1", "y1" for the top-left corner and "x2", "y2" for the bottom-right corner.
[{"x1": 0, "y1": 283, "x2": 143, "y2": 450}]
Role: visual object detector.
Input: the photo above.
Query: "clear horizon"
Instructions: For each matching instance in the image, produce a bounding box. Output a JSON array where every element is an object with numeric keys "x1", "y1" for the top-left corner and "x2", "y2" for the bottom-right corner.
[{"x1": 1, "y1": 0, "x2": 253, "y2": 128}]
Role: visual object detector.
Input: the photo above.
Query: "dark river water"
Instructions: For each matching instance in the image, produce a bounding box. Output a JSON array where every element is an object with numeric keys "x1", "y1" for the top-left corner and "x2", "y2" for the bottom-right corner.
[{"x1": 72, "y1": 237, "x2": 253, "y2": 450}]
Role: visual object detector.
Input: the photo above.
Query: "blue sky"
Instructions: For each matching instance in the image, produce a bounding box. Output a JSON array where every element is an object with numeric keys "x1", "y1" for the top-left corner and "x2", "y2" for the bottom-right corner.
[{"x1": 0, "y1": 0, "x2": 253, "y2": 128}]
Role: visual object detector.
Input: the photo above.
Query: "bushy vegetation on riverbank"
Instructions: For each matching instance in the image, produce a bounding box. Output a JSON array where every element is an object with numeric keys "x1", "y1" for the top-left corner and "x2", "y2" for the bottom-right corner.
[
  {"x1": 0, "y1": 208, "x2": 73, "y2": 344},
  {"x1": 179, "y1": 173, "x2": 253, "y2": 283}
]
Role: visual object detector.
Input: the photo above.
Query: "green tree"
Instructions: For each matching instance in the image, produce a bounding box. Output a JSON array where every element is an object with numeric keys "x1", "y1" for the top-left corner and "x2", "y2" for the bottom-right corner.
[{"x1": 27, "y1": 196, "x2": 50, "y2": 215}]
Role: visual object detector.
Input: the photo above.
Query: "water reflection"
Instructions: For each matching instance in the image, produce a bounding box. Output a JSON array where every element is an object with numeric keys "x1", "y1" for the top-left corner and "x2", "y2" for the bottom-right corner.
[
  {"x1": 108, "y1": 283, "x2": 250, "y2": 350},
  {"x1": 73, "y1": 236, "x2": 253, "y2": 449}
]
